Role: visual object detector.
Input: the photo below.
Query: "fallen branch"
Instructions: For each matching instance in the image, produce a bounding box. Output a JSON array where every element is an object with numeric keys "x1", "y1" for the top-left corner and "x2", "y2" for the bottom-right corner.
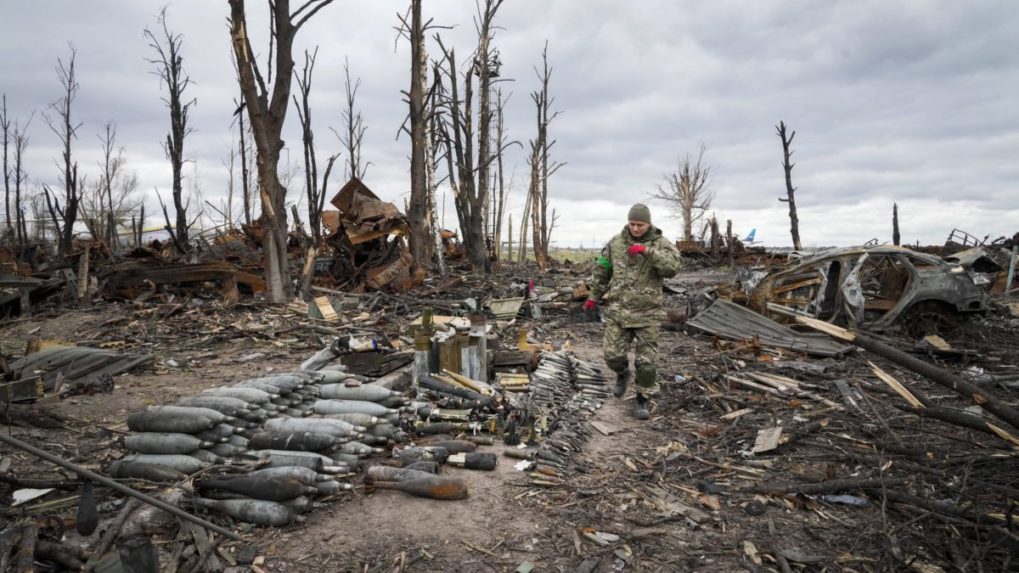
[
  {"x1": 797, "y1": 317, "x2": 1019, "y2": 431},
  {"x1": 0, "y1": 474, "x2": 80, "y2": 490},
  {"x1": 85, "y1": 498, "x2": 142, "y2": 571},
  {"x1": 893, "y1": 404, "x2": 1019, "y2": 446},
  {"x1": 749, "y1": 477, "x2": 907, "y2": 495}
]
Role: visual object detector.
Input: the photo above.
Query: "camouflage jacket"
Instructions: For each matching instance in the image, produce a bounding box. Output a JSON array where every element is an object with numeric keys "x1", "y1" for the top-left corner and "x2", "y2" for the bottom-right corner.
[{"x1": 590, "y1": 225, "x2": 683, "y2": 327}]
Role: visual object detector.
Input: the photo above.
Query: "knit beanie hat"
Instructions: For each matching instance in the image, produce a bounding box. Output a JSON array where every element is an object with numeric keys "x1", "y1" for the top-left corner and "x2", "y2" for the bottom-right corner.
[{"x1": 627, "y1": 203, "x2": 651, "y2": 223}]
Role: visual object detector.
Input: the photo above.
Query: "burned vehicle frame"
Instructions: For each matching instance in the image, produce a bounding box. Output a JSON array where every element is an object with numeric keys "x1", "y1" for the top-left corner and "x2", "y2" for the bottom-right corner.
[{"x1": 736, "y1": 245, "x2": 988, "y2": 334}]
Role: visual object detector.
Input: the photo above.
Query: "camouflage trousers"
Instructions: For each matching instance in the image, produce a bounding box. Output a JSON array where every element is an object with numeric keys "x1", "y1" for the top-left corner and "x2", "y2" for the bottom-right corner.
[{"x1": 602, "y1": 320, "x2": 660, "y2": 397}]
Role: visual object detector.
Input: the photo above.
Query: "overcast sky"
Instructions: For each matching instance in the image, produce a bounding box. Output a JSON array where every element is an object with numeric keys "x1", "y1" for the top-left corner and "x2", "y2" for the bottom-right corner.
[{"x1": 1, "y1": 0, "x2": 1017, "y2": 249}]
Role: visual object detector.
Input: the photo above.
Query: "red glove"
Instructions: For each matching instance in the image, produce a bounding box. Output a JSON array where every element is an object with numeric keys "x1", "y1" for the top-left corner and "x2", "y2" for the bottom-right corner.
[
  {"x1": 583, "y1": 299, "x2": 597, "y2": 311},
  {"x1": 627, "y1": 244, "x2": 647, "y2": 256}
]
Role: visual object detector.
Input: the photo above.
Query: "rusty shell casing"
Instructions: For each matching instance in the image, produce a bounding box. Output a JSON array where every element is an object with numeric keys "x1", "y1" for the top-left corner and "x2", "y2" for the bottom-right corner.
[
  {"x1": 190, "y1": 498, "x2": 297, "y2": 527},
  {"x1": 372, "y1": 477, "x2": 468, "y2": 501},
  {"x1": 107, "y1": 460, "x2": 187, "y2": 482},
  {"x1": 413, "y1": 439, "x2": 476, "y2": 454},
  {"x1": 401, "y1": 461, "x2": 439, "y2": 474},
  {"x1": 448, "y1": 452, "x2": 497, "y2": 471},
  {"x1": 127, "y1": 411, "x2": 214, "y2": 434},
  {"x1": 247, "y1": 431, "x2": 338, "y2": 452},
  {"x1": 188, "y1": 449, "x2": 225, "y2": 465},
  {"x1": 327, "y1": 413, "x2": 380, "y2": 428},
  {"x1": 318, "y1": 384, "x2": 400, "y2": 403},
  {"x1": 124, "y1": 432, "x2": 213, "y2": 455},
  {"x1": 365, "y1": 466, "x2": 436, "y2": 482},
  {"x1": 201, "y1": 387, "x2": 274, "y2": 404},
  {"x1": 197, "y1": 475, "x2": 317, "y2": 502},
  {"x1": 123, "y1": 454, "x2": 208, "y2": 475},
  {"x1": 147, "y1": 405, "x2": 236, "y2": 425},
  {"x1": 312, "y1": 399, "x2": 397, "y2": 417},
  {"x1": 314, "y1": 479, "x2": 354, "y2": 495}
]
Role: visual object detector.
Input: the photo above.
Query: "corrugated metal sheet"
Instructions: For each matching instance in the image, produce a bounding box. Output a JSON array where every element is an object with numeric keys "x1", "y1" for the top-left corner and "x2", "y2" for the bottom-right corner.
[{"x1": 688, "y1": 298, "x2": 852, "y2": 357}]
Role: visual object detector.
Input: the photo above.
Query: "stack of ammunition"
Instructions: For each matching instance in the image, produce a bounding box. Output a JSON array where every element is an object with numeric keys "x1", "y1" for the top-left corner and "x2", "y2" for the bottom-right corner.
[
  {"x1": 117, "y1": 360, "x2": 426, "y2": 525},
  {"x1": 512, "y1": 352, "x2": 611, "y2": 487}
]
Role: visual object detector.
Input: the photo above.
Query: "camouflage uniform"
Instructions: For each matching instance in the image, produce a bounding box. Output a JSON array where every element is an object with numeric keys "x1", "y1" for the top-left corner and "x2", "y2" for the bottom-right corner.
[{"x1": 590, "y1": 225, "x2": 682, "y2": 397}]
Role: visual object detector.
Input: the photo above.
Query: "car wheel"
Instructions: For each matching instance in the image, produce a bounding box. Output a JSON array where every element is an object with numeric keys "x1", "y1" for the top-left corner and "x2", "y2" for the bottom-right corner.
[{"x1": 902, "y1": 300, "x2": 961, "y2": 339}]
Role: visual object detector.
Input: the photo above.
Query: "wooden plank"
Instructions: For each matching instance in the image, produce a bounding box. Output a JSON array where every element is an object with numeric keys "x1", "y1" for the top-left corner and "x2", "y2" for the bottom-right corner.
[
  {"x1": 0, "y1": 377, "x2": 44, "y2": 403},
  {"x1": 590, "y1": 421, "x2": 618, "y2": 436},
  {"x1": 312, "y1": 297, "x2": 339, "y2": 322},
  {"x1": 720, "y1": 408, "x2": 753, "y2": 421},
  {"x1": 922, "y1": 335, "x2": 952, "y2": 351},
  {"x1": 751, "y1": 427, "x2": 783, "y2": 454},
  {"x1": 869, "y1": 361, "x2": 924, "y2": 408}
]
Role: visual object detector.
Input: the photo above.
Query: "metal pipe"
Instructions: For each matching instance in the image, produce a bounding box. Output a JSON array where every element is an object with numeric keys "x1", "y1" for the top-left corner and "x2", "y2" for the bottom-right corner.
[{"x1": 0, "y1": 432, "x2": 243, "y2": 541}]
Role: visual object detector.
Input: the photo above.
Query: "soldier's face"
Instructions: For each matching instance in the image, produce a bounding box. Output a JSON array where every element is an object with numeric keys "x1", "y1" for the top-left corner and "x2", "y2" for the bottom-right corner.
[{"x1": 628, "y1": 220, "x2": 650, "y2": 238}]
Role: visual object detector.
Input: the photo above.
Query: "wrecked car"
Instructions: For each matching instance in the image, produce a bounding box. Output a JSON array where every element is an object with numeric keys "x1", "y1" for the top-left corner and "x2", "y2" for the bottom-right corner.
[{"x1": 733, "y1": 245, "x2": 988, "y2": 333}]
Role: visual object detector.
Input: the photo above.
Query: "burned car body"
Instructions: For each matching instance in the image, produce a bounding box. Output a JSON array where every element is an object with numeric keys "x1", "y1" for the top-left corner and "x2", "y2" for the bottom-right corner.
[{"x1": 738, "y1": 245, "x2": 988, "y2": 331}]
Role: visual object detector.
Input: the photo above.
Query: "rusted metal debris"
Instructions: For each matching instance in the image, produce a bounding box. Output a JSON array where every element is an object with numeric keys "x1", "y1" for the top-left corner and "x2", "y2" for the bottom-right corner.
[
  {"x1": 315, "y1": 178, "x2": 424, "y2": 292},
  {"x1": 10, "y1": 345, "x2": 152, "y2": 397},
  {"x1": 720, "y1": 245, "x2": 989, "y2": 332},
  {"x1": 102, "y1": 260, "x2": 267, "y2": 300},
  {"x1": 687, "y1": 298, "x2": 853, "y2": 357}
]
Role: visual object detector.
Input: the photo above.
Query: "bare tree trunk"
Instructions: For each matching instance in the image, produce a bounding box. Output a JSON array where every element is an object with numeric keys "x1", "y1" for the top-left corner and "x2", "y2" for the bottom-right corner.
[
  {"x1": 236, "y1": 96, "x2": 252, "y2": 228},
  {"x1": 473, "y1": 2, "x2": 499, "y2": 270},
  {"x1": 223, "y1": 145, "x2": 236, "y2": 227},
  {"x1": 528, "y1": 139, "x2": 545, "y2": 269},
  {"x1": 1, "y1": 95, "x2": 10, "y2": 242},
  {"x1": 776, "y1": 121, "x2": 802, "y2": 250},
  {"x1": 892, "y1": 202, "x2": 900, "y2": 246},
  {"x1": 650, "y1": 144, "x2": 712, "y2": 243},
  {"x1": 527, "y1": 42, "x2": 562, "y2": 270},
  {"x1": 425, "y1": 70, "x2": 446, "y2": 276},
  {"x1": 518, "y1": 190, "x2": 531, "y2": 264},
  {"x1": 491, "y1": 88, "x2": 508, "y2": 262},
  {"x1": 43, "y1": 46, "x2": 83, "y2": 259},
  {"x1": 228, "y1": 0, "x2": 335, "y2": 303},
  {"x1": 293, "y1": 47, "x2": 337, "y2": 245},
  {"x1": 98, "y1": 122, "x2": 118, "y2": 254},
  {"x1": 406, "y1": 0, "x2": 435, "y2": 266},
  {"x1": 147, "y1": 8, "x2": 195, "y2": 251},
  {"x1": 339, "y1": 57, "x2": 367, "y2": 180},
  {"x1": 726, "y1": 219, "x2": 733, "y2": 264},
  {"x1": 433, "y1": 1, "x2": 503, "y2": 273},
  {"x1": 12, "y1": 122, "x2": 29, "y2": 250},
  {"x1": 506, "y1": 213, "x2": 513, "y2": 262}
]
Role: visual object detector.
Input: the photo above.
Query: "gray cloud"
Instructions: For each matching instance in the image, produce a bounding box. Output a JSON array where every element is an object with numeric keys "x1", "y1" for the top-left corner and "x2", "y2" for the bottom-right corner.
[{"x1": 1, "y1": 0, "x2": 1016, "y2": 250}]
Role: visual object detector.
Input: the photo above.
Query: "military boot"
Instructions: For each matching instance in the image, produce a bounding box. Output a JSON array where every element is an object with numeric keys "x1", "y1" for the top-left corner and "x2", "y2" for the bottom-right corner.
[
  {"x1": 613, "y1": 368, "x2": 630, "y2": 398},
  {"x1": 633, "y1": 394, "x2": 650, "y2": 420}
]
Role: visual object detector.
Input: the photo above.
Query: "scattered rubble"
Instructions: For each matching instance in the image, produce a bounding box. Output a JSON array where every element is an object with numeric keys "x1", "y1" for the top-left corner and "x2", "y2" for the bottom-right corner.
[{"x1": 2, "y1": 227, "x2": 1018, "y2": 571}]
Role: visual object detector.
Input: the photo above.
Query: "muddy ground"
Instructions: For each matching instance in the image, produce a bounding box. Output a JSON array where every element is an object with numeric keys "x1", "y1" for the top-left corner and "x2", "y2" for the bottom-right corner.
[{"x1": 2, "y1": 265, "x2": 1018, "y2": 572}]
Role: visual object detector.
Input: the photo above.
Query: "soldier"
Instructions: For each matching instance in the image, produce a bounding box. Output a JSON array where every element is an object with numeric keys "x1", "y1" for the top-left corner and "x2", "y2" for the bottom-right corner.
[{"x1": 584, "y1": 203, "x2": 682, "y2": 419}]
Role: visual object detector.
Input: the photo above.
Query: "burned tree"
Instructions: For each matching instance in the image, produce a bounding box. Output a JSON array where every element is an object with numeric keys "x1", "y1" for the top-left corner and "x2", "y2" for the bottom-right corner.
[
  {"x1": 1, "y1": 95, "x2": 10, "y2": 242},
  {"x1": 529, "y1": 43, "x2": 562, "y2": 269},
  {"x1": 81, "y1": 123, "x2": 140, "y2": 254},
  {"x1": 233, "y1": 93, "x2": 254, "y2": 228},
  {"x1": 293, "y1": 47, "x2": 338, "y2": 299},
  {"x1": 776, "y1": 121, "x2": 802, "y2": 250},
  {"x1": 42, "y1": 45, "x2": 83, "y2": 259},
  {"x1": 490, "y1": 87, "x2": 510, "y2": 261},
  {"x1": 434, "y1": 0, "x2": 505, "y2": 272},
  {"x1": 400, "y1": 0, "x2": 438, "y2": 267},
  {"x1": 527, "y1": 42, "x2": 563, "y2": 270},
  {"x1": 146, "y1": 8, "x2": 195, "y2": 250},
  {"x1": 338, "y1": 57, "x2": 367, "y2": 181},
  {"x1": 11, "y1": 118, "x2": 31, "y2": 249},
  {"x1": 228, "y1": 0, "x2": 336, "y2": 303},
  {"x1": 650, "y1": 144, "x2": 712, "y2": 242},
  {"x1": 293, "y1": 47, "x2": 337, "y2": 245},
  {"x1": 893, "y1": 202, "x2": 901, "y2": 246}
]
